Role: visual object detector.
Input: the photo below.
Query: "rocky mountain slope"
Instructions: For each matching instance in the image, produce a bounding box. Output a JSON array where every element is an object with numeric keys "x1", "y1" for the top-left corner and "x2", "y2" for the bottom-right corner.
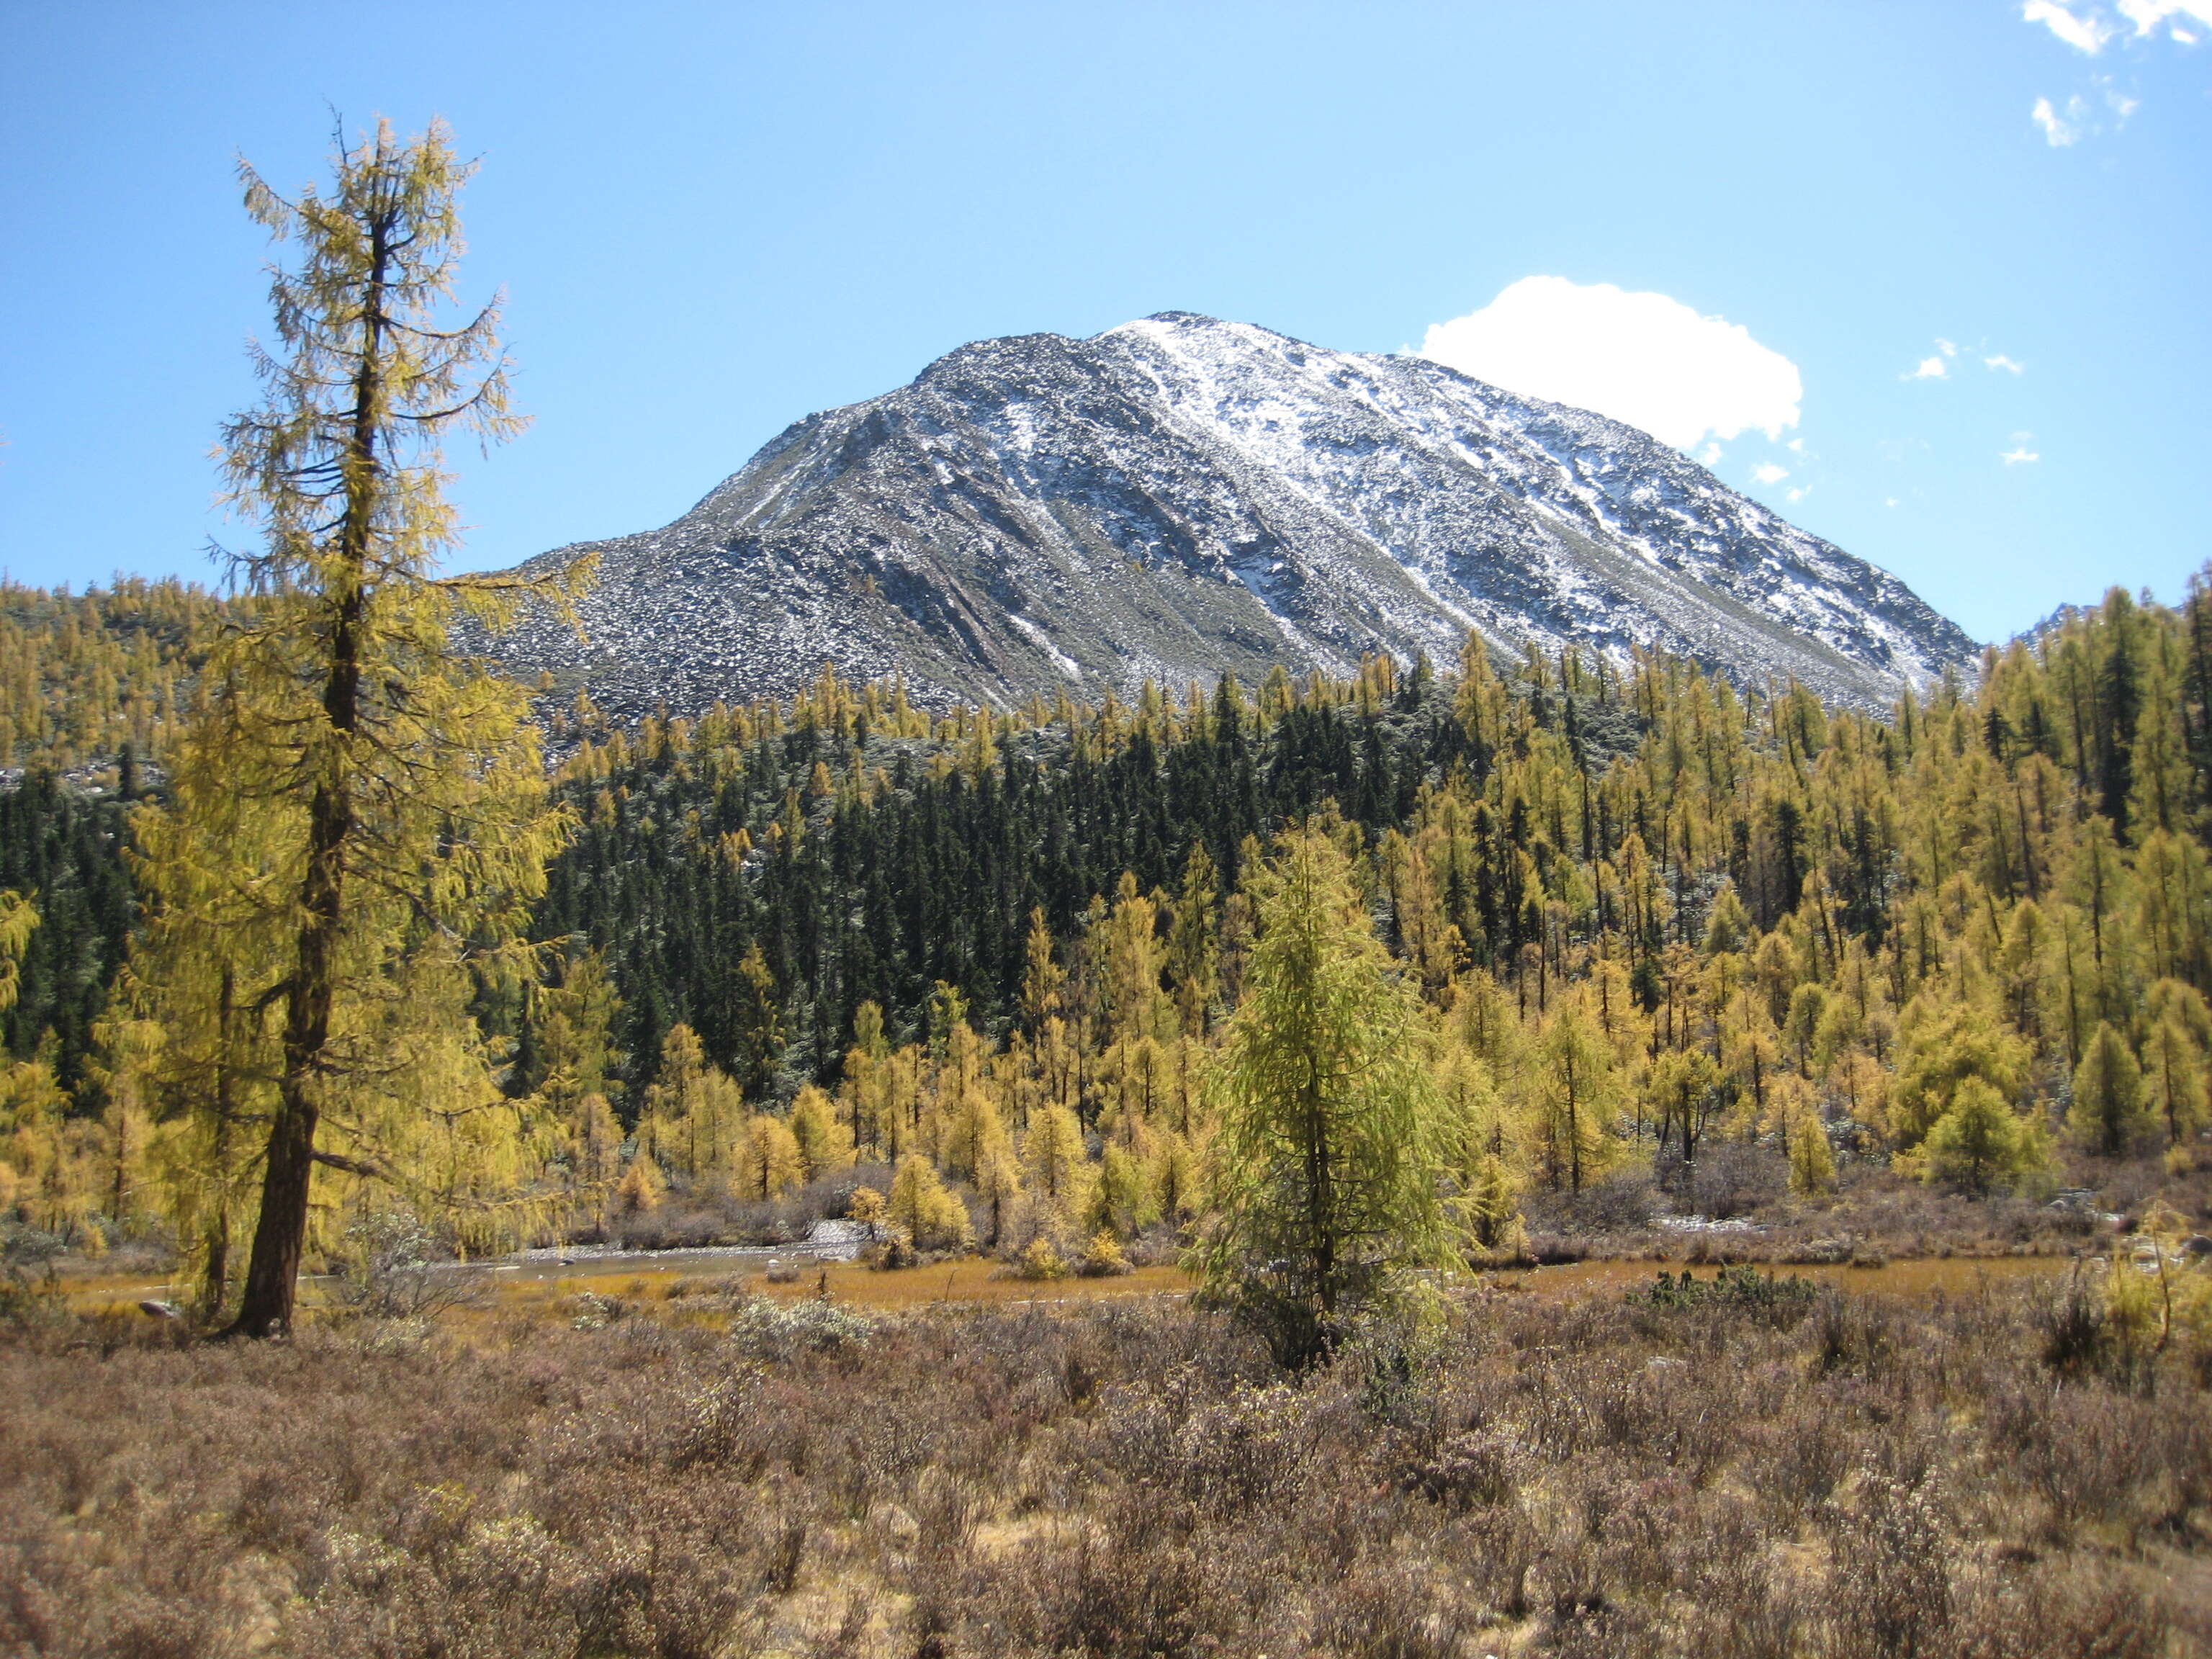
[{"x1": 482, "y1": 313, "x2": 1978, "y2": 715}]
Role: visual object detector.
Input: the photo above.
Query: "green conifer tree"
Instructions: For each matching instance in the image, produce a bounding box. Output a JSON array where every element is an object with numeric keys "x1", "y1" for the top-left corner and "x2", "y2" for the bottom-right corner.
[
  {"x1": 1193, "y1": 824, "x2": 1452, "y2": 1364},
  {"x1": 1528, "y1": 987, "x2": 1622, "y2": 1193},
  {"x1": 2144, "y1": 979, "x2": 2212, "y2": 1146},
  {"x1": 2070, "y1": 1020, "x2": 2148, "y2": 1156},
  {"x1": 1921, "y1": 1076, "x2": 2046, "y2": 1195}
]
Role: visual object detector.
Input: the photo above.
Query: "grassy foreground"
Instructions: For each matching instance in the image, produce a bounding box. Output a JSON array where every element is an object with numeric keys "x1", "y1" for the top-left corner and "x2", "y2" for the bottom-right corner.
[{"x1": 4, "y1": 1269, "x2": 2209, "y2": 1658}]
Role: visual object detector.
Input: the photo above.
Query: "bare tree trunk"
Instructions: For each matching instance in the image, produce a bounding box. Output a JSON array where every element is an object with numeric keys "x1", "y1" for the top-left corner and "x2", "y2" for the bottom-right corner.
[
  {"x1": 226, "y1": 645, "x2": 359, "y2": 1335},
  {"x1": 201, "y1": 967, "x2": 237, "y2": 1316}
]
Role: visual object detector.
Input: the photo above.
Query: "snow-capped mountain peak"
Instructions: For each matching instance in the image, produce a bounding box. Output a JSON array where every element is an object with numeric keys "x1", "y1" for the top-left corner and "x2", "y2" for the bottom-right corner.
[{"x1": 484, "y1": 313, "x2": 1976, "y2": 716}]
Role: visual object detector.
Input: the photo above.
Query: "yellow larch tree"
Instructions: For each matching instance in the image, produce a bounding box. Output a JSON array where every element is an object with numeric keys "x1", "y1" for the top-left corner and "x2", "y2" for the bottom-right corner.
[{"x1": 131, "y1": 119, "x2": 588, "y2": 1336}]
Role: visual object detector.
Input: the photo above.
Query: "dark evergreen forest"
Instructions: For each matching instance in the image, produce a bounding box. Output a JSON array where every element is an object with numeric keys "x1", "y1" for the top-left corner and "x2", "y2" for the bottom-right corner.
[
  {"x1": 0, "y1": 773, "x2": 136, "y2": 1094},
  {"x1": 529, "y1": 655, "x2": 1642, "y2": 1102}
]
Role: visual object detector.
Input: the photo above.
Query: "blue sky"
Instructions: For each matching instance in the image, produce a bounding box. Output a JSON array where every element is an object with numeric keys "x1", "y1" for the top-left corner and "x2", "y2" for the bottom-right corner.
[{"x1": 1, "y1": 1, "x2": 2205, "y2": 642}]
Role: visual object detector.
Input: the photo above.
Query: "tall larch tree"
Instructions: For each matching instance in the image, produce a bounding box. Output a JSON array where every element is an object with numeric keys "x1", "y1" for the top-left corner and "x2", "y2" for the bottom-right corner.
[{"x1": 137, "y1": 119, "x2": 585, "y2": 1336}]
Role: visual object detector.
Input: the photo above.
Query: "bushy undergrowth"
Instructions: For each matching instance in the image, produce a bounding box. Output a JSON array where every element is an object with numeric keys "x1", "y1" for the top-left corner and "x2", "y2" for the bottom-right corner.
[
  {"x1": 1, "y1": 1280, "x2": 2206, "y2": 1657},
  {"x1": 1628, "y1": 1264, "x2": 1821, "y2": 1310},
  {"x1": 1516, "y1": 1148, "x2": 2182, "y2": 1271}
]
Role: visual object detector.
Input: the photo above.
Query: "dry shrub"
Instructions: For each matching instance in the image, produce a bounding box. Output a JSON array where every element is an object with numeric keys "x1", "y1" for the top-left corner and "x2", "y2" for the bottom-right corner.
[
  {"x1": 1449, "y1": 1503, "x2": 1542, "y2": 1622},
  {"x1": 1811, "y1": 1286, "x2": 1903, "y2": 1380},
  {"x1": 1822, "y1": 1473, "x2": 1954, "y2": 1659},
  {"x1": 1741, "y1": 1399, "x2": 1853, "y2": 1515},
  {"x1": 1406, "y1": 1424, "x2": 1526, "y2": 1512},
  {"x1": 967, "y1": 1531, "x2": 1253, "y2": 1659},
  {"x1": 1948, "y1": 1560, "x2": 2169, "y2": 1659},
  {"x1": 1995, "y1": 1380, "x2": 2162, "y2": 1541},
  {"x1": 1311, "y1": 1555, "x2": 1470, "y2": 1659},
  {"x1": 1540, "y1": 1596, "x2": 1661, "y2": 1659},
  {"x1": 1526, "y1": 1171, "x2": 1661, "y2": 1240},
  {"x1": 1676, "y1": 1141, "x2": 1787, "y2": 1219},
  {"x1": 1666, "y1": 1498, "x2": 1804, "y2": 1659}
]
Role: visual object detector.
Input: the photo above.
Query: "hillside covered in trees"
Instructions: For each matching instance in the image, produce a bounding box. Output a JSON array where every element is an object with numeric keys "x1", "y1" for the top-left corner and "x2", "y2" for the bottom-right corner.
[{"x1": 5, "y1": 570, "x2": 2212, "y2": 1306}]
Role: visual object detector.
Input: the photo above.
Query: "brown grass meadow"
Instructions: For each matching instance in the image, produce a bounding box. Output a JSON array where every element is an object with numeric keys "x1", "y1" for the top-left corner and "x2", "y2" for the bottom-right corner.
[{"x1": 5, "y1": 1256, "x2": 2211, "y2": 1658}]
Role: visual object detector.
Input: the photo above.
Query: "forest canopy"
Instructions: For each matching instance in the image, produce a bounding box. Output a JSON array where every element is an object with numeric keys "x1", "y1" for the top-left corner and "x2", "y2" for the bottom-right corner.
[{"x1": 0, "y1": 567, "x2": 2208, "y2": 1328}]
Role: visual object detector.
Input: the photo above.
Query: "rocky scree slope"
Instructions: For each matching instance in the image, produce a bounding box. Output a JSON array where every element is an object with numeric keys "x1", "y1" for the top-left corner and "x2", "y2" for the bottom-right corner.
[{"x1": 482, "y1": 313, "x2": 1978, "y2": 716}]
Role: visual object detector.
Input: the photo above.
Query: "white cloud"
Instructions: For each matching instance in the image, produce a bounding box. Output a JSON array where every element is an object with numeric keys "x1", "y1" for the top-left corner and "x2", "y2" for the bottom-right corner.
[
  {"x1": 2023, "y1": 4, "x2": 2189, "y2": 140},
  {"x1": 2028, "y1": 0, "x2": 2212, "y2": 43},
  {"x1": 2033, "y1": 94, "x2": 2088, "y2": 143},
  {"x1": 1936, "y1": 338, "x2": 1959, "y2": 357},
  {"x1": 2026, "y1": 0, "x2": 2117, "y2": 51},
  {"x1": 1785, "y1": 487, "x2": 1807, "y2": 503},
  {"x1": 1752, "y1": 462, "x2": 1789, "y2": 485},
  {"x1": 1695, "y1": 441, "x2": 1724, "y2": 467},
  {"x1": 1416, "y1": 276, "x2": 1801, "y2": 449},
  {"x1": 2118, "y1": 0, "x2": 2212, "y2": 37},
  {"x1": 1907, "y1": 356, "x2": 1950, "y2": 380},
  {"x1": 2002, "y1": 446, "x2": 2042, "y2": 464},
  {"x1": 1885, "y1": 498, "x2": 1901, "y2": 508},
  {"x1": 1984, "y1": 353, "x2": 2027, "y2": 373},
  {"x1": 2031, "y1": 80, "x2": 2140, "y2": 143}
]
